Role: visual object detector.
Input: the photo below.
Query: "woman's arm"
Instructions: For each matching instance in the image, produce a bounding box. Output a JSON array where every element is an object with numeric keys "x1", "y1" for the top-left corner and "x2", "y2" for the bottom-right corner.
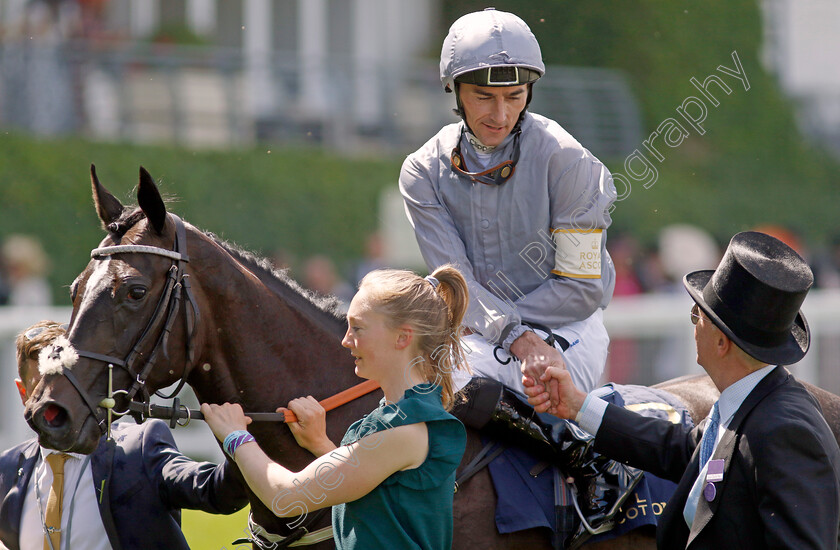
[
  {"x1": 201, "y1": 402, "x2": 429, "y2": 517},
  {"x1": 281, "y1": 396, "x2": 338, "y2": 457}
]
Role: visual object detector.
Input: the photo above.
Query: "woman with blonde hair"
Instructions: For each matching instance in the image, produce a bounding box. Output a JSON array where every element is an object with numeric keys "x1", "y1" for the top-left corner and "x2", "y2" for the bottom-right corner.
[{"x1": 203, "y1": 264, "x2": 469, "y2": 550}]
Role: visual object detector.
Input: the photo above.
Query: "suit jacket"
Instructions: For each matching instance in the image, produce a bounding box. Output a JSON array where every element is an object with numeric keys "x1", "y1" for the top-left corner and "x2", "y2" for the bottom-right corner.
[
  {"x1": 595, "y1": 366, "x2": 840, "y2": 549},
  {"x1": 0, "y1": 420, "x2": 248, "y2": 550}
]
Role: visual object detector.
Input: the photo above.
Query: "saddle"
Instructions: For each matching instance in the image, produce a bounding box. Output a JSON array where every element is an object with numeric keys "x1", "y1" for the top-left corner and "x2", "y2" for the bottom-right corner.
[{"x1": 456, "y1": 383, "x2": 695, "y2": 548}]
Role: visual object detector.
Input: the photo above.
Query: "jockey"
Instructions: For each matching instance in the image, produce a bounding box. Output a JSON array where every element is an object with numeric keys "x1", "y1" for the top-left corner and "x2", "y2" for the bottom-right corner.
[{"x1": 398, "y1": 8, "x2": 641, "y2": 542}]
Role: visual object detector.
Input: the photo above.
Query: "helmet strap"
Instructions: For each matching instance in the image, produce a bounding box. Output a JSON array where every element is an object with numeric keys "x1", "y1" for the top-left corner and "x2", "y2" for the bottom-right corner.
[
  {"x1": 453, "y1": 82, "x2": 468, "y2": 129},
  {"x1": 450, "y1": 125, "x2": 522, "y2": 186}
]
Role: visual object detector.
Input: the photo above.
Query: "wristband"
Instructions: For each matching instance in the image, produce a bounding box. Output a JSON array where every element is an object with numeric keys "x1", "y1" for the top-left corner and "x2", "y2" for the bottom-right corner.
[{"x1": 223, "y1": 430, "x2": 256, "y2": 458}]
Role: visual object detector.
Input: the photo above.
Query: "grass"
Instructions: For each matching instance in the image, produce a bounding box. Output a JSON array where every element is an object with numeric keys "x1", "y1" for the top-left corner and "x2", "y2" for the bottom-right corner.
[
  {"x1": 183, "y1": 507, "x2": 252, "y2": 550},
  {"x1": 0, "y1": 131, "x2": 400, "y2": 304}
]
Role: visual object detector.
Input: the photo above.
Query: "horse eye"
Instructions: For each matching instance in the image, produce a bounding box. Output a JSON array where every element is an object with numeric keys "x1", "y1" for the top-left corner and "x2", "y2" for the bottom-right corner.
[{"x1": 128, "y1": 286, "x2": 147, "y2": 300}]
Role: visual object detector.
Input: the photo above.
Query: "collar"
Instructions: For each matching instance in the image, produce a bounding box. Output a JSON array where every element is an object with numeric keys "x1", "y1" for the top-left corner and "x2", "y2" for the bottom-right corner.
[
  {"x1": 465, "y1": 132, "x2": 497, "y2": 153},
  {"x1": 462, "y1": 120, "x2": 521, "y2": 155},
  {"x1": 453, "y1": 123, "x2": 522, "y2": 186},
  {"x1": 378, "y1": 383, "x2": 441, "y2": 407},
  {"x1": 40, "y1": 447, "x2": 86, "y2": 462},
  {"x1": 717, "y1": 364, "x2": 776, "y2": 427}
]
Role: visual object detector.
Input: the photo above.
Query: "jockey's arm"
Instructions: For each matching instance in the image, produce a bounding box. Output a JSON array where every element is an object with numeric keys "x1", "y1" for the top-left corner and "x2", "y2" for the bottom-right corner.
[
  {"x1": 509, "y1": 153, "x2": 616, "y2": 331},
  {"x1": 399, "y1": 133, "x2": 615, "y2": 352},
  {"x1": 512, "y1": 331, "x2": 566, "y2": 407},
  {"x1": 400, "y1": 156, "x2": 520, "y2": 344}
]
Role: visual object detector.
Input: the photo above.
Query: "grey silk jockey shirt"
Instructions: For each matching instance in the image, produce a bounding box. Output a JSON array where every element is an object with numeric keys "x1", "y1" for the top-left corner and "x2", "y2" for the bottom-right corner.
[{"x1": 399, "y1": 111, "x2": 617, "y2": 349}]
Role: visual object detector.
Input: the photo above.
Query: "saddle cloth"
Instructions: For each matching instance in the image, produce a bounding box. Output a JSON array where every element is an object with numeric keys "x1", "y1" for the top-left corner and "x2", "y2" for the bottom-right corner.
[{"x1": 487, "y1": 383, "x2": 695, "y2": 540}]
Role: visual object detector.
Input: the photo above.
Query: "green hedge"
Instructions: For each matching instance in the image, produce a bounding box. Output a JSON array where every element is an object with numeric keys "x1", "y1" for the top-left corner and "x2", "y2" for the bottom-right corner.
[
  {"x1": 5, "y1": 0, "x2": 840, "y2": 303},
  {"x1": 0, "y1": 133, "x2": 400, "y2": 304}
]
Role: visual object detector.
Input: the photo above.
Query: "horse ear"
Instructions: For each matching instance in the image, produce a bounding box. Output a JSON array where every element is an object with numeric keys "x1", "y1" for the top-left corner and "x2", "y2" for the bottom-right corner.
[
  {"x1": 90, "y1": 164, "x2": 124, "y2": 229},
  {"x1": 138, "y1": 167, "x2": 167, "y2": 234}
]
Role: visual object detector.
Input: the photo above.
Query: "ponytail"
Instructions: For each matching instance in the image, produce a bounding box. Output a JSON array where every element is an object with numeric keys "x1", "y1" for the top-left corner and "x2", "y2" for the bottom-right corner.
[
  {"x1": 427, "y1": 265, "x2": 469, "y2": 408},
  {"x1": 358, "y1": 264, "x2": 470, "y2": 409}
]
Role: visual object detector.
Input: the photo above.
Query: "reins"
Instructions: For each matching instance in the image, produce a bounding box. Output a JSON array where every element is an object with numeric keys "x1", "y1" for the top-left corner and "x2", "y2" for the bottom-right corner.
[
  {"x1": 65, "y1": 214, "x2": 199, "y2": 435},
  {"x1": 62, "y1": 213, "x2": 380, "y2": 437},
  {"x1": 129, "y1": 378, "x2": 381, "y2": 427},
  {"x1": 61, "y1": 210, "x2": 380, "y2": 548}
]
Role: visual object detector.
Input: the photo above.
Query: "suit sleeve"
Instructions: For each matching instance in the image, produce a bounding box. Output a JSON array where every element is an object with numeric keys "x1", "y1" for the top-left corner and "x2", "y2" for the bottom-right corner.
[
  {"x1": 511, "y1": 151, "x2": 617, "y2": 326},
  {"x1": 0, "y1": 442, "x2": 36, "y2": 550},
  {"x1": 141, "y1": 420, "x2": 249, "y2": 514},
  {"x1": 400, "y1": 154, "x2": 523, "y2": 345},
  {"x1": 593, "y1": 403, "x2": 700, "y2": 483},
  {"x1": 751, "y1": 419, "x2": 840, "y2": 548}
]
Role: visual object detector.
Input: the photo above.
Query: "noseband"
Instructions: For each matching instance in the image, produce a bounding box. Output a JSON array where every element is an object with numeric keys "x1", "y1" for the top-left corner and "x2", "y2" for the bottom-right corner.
[{"x1": 64, "y1": 214, "x2": 200, "y2": 434}]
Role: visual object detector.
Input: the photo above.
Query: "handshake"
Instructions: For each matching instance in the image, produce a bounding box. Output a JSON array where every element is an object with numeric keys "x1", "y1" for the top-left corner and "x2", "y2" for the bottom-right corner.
[
  {"x1": 521, "y1": 364, "x2": 588, "y2": 420},
  {"x1": 512, "y1": 329, "x2": 589, "y2": 420}
]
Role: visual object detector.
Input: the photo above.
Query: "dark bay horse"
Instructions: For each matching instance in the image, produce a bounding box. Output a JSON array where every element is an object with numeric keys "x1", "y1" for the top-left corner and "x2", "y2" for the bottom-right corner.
[{"x1": 25, "y1": 166, "x2": 840, "y2": 549}]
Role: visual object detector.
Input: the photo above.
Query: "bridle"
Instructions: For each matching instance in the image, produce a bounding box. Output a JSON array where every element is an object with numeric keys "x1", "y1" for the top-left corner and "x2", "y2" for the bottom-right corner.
[
  {"x1": 58, "y1": 212, "x2": 379, "y2": 548},
  {"x1": 63, "y1": 213, "x2": 200, "y2": 434}
]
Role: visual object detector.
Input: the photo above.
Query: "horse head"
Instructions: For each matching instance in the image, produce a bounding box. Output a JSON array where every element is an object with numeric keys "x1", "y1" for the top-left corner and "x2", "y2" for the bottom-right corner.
[
  {"x1": 26, "y1": 164, "x2": 393, "y2": 544},
  {"x1": 25, "y1": 165, "x2": 202, "y2": 453}
]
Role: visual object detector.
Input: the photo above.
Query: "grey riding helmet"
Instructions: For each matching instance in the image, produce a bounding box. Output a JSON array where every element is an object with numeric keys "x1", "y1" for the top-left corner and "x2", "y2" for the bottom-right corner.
[{"x1": 440, "y1": 8, "x2": 545, "y2": 118}]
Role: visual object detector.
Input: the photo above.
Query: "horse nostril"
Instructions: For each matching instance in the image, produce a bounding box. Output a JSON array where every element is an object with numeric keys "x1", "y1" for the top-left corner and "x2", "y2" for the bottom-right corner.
[{"x1": 42, "y1": 404, "x2": 68, "y2": 428}]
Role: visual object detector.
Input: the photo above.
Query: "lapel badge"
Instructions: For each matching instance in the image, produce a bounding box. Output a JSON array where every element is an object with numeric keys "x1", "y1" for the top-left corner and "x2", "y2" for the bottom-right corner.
[
  {"x1": 706, "y1": 459, "x2": 724, "y2": 483},
  {"x1": 704, "y1": 459, "x2": 725, "y2": 501},
  {"x1": 703, "y1": 481, "x2": 717, "y2": 501}
]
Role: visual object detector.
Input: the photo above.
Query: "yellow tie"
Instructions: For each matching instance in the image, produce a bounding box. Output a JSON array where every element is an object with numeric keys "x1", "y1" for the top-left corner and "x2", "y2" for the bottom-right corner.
[{"x1": 44, "y1": 453, "x2": 70, "y2": 550}]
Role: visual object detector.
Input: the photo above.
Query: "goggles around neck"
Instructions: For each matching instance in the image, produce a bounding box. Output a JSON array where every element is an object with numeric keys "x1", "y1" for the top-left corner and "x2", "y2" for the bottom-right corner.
[{"x1": 450, "y1": 127, "x2": 521, "y2": 186}]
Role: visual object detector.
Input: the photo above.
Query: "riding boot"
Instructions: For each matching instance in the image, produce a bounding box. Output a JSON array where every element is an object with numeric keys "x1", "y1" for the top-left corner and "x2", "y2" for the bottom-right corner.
[{"x1": 452, "y1": 377, "x2": 643, "y2": 541}]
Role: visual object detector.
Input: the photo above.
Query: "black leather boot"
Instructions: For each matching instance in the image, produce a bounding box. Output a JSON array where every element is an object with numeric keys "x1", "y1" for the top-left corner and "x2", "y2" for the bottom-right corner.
[{"x1": 452, "y1": 377, "x2": 643, "y2": 542}]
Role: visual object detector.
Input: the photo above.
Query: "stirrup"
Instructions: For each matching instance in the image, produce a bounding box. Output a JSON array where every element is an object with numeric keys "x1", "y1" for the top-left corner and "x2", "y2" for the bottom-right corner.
[{"x1": 566, "y1": 465, "x2": 644, "y2": 549}]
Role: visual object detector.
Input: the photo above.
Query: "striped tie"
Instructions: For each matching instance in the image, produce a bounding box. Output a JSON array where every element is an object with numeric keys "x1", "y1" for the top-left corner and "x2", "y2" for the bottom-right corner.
[
  {"x1": 44, "y1": 453, "x2": 70, "y2": 550},
  {"x1": 698, "y1": 402, "x2": 720, "y2": 470}
]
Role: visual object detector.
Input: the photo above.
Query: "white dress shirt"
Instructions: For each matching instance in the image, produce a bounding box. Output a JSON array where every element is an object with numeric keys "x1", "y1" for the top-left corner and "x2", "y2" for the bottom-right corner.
[
  {"x1": 680, "y1": 365, "x2": 775, "y2": 527},
  {"x1": 3, "y1": 447, "x2": 114, "y2": 550},
  {"x1": 575, "y1": 365, "x2": 776, "y2": 529}
]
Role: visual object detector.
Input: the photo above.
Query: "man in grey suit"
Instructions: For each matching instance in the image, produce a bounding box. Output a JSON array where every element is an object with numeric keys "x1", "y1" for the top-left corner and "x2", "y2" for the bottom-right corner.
[{"x1": 525, "y1": 231, "x2": 840, "y2": 549}]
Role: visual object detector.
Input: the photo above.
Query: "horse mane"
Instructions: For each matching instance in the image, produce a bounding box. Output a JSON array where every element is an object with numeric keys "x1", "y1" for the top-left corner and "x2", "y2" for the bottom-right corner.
[
  {"x1": 109, "y1": 207, "x2": 348, "y2": 337},
  {"x1": 205, "y1": 232, "x2": 348, "y2": 336}
]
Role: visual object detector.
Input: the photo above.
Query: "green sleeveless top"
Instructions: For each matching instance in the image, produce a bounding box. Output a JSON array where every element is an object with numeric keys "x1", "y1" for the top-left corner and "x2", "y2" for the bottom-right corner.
[{"x1": 332, "y1": 384, "x2": 466, "y2": 550}]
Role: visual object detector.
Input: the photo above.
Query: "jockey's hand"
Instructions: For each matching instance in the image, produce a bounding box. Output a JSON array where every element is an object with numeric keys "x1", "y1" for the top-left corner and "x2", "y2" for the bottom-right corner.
[
  {"x1": 512, "y1": 331, "x2": 565, "y2": 410},
  {"x1": 279, "y1": 396, "x2": 336, "y2": 457},
  {"x1": 201, "y1": 402, "x2": 252, "y2": 443},
  {"x1": 523, "y1": 366, "x2": 587, "y2": 419}
]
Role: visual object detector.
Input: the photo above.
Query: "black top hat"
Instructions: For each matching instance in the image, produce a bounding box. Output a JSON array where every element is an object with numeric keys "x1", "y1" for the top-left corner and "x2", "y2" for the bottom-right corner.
[{"x1": 683, "y1": 231, "x2": 812, "y2": 365}]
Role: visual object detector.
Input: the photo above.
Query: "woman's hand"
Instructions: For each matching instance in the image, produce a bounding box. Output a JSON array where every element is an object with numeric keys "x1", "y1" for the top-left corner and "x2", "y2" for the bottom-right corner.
[
  {"x1": 201, "y1": 402, "x2": 252, "y2": 442},
  {"x1": 278, "y1": 396, "x2": 336, "y2": 457}
]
